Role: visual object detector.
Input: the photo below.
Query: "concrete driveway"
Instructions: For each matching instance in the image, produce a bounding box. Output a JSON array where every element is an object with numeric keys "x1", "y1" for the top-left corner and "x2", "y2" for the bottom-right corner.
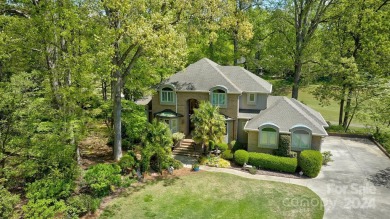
[{"x1": 305, "y1": 136, "x2": 390, "y2": 219}]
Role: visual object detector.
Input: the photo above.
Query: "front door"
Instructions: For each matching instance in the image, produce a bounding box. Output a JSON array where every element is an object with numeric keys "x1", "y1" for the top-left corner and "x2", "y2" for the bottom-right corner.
[{"x1": 188, "y1": 99, "x2": 199, "y2": 134}]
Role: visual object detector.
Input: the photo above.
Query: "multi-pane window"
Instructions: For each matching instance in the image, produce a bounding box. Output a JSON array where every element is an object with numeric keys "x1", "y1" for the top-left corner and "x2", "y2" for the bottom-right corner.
[
  {"x1": 291, "y1": 130, "x2": 311, "y2": 149},
  {"x1": 161, "y1": 87, "x2": 174, "y2": 104},
  {"x1": 211, "y1": 89, "x2": 226, "y2": 107},
  {"x1": 259, "y1": 127, "x2": 278, "y2": 148}
]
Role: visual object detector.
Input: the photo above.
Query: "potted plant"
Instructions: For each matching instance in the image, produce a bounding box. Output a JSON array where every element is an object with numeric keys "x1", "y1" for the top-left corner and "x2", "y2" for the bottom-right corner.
[{"x1": 192, "y1": 163, "x2": 200, "y2": 172}]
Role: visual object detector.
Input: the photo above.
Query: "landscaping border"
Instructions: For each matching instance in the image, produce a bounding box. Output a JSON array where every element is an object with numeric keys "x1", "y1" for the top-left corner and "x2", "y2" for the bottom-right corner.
[{"x1": 328, "y1": 132, "x2": 390, "y2": 159}]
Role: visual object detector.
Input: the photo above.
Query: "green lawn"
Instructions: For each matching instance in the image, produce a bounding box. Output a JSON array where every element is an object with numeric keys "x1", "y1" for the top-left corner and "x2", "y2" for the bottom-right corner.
[
  {"x1": 100, "y1": 172, "x2": 324, "y2": 219},
  {"x1": 268, "y1": 79, "x2": 364, "y2": 127}
]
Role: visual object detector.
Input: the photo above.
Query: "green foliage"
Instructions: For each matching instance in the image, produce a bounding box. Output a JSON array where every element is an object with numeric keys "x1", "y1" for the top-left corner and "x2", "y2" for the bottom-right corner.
[
  {"x1": 141, "y1": 120, "x2": 173, "y2": 173},
  {"x1": 216, "y1": 142, "x2": 228, "y2": 152},
  {"x1": 0, "y1": 186, "x2": 20, "y2": 218},
  {"x1": 234, "y1": 150, "x2": 249, "y2": 166},
  {"x1": 299, "y1": 150, "x2": 323, "y2": 178},
  {"x1": 66, "y1": 194, "x2": 101, "y2": 218},
  {"x1": 322, "y1": 151, "x2": 333, "y2": 165},
  {"x1": 198, "y1": 156, "x2": 208, "y2": 165},
  {"x1": 209, "y1": 140, "x2": 215, "y2": 150},
  {"x1": 84, "y1": 164, "x2": 122, "y2": 197},
  {"x1": 231, "y1": 140, "x2": 245, "y2": 152},
  {"x1": 162, "y1": 157, "x2": 184, "y2": 170},
  {"x1": 172, "y1": 132, "x2": 185, "y2": 144},
  {"x1": 191, "y1": 102, "x2": 226, "y2": 151},
  {"x1": 248, "y1": 167, "x2": 257, "y2": 175},
  {"x1": 202, "y1": 156, "x2": 231, "y2": 168},
  {"x1": 373, "y1": 132, "x2": 390, "y2": 154},
  {"x1": 248, "y1": 152, "x2": 298, "y2": 173},
  {"x1": 122, "y1": 100, "x2": 148, "y2": 145},
  {"x1": 23, "y1": 199, "x2": 67, "y2": 219},
  {"x1": 118, "y1": 155, "x2": 136, "y2": 173},
  {"x1": 274, "y1": 135, "x2": 291, "y2": 157},
  {"x1": 26, "y1": 175, "x2": 75, "y2": 201},
  {"x1": 221, "y1": 149, "x2": 234, "y2": 160}
]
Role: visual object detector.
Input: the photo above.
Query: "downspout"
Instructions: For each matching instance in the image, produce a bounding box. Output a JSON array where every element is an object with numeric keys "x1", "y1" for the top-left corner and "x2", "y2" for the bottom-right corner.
[{"x1": 175, "y1": 91, "x2": 178, "y2": 113}]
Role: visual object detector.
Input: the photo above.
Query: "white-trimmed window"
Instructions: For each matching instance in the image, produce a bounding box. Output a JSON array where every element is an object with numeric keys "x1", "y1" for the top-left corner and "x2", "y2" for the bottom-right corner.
[
  {"x1": 291, "y1": 130, "x2": 311, "y2": 150},
  {"x1": 160, "y1": 87, "x2": 175, "y2": 104},
  {"x1": 247, "y1": 93, "x2": 256, "y2": 105},
  {"x1": 211, "y1": 89, "x2": 227, "y2": 108},
  {"x1": 259, "y1": 127, "x2": 278, "y2": 148},
  {"x1": 162, "y1": 118, "x2": 178, "y2": 133}
]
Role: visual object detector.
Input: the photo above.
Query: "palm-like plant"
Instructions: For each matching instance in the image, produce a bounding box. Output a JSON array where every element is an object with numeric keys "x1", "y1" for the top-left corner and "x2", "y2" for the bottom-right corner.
[{"x1": 191, "y1": 101, "x2": 226, "y2": 153}]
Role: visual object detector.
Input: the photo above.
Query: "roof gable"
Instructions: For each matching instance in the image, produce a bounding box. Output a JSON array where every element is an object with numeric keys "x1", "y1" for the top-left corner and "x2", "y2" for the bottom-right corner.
[{"x1": 160, "y1": 58, "x2": 272, "y2": 94}]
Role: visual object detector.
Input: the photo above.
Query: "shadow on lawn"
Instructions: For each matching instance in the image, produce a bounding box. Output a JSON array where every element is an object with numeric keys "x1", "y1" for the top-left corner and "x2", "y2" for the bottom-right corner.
[{"x1": 367, "y1": 167, "x2": 390, "y2": 189}]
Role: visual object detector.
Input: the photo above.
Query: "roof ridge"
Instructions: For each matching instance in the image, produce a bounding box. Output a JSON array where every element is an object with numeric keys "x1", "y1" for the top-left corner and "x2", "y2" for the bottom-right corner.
[
  {"x1": 205, "y1": 59, "x2": 242, "y2": 93},
  {"x1": 283, "y1": 97, "x2": 325, "y2": 132}
]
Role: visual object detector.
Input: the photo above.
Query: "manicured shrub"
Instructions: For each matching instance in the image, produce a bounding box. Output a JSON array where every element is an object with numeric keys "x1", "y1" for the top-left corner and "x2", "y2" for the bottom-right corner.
[
  {"x1": 209, "y1": 140, "x2": 215, "y2": 150},
  {"x1": 84, "y1": 163, "x2": 121, "y2": 197},
  {"x1": 216, "y1": 142, "x2": 229, "y2": 152},
  {"x1": 26, "y1": 176, "x2": 75, "y2": 200},
  {"x1": 23, "y1": 199, "x2": 67, "y2": 219},
  {"x1": 66, "y1": 194, "x2": 101, "y2": 217},
  {"x1": 0, "y1": 186, "x2": 20, "y2": 218},
  {"x1": 299, "y1": 150, "x2": 323, "y2": 178},
  {"x1": 118, "y1": 154, "x2": 135, "y2": 173},
  {"x1": 162, "y1": 157, "x2": 183, "y2": 170},
  {"x1": 248, "y1": 152, "x2": 297, "y2": 173},
  {"x1": 231, "y1": 140, "x2": 245, "y2": 152},
  {"x1": 248, "y1": 167, "x2": 257, "y2": 175},
  {"x1": 172, "y1": 132, "x2": 185, "y2": 144},
  {"x1": 234, "y1": 150, "x2": 249, "y2": 166},
  {"x1": 274, "y1": 135, "x2": 291, "y2": 157},
  {"x1": 289, "y1": 151, "x2": 297, "y2": 158},
  {"x1": 221, "y1": 149, "x2": 234, "y2": 160},
  {"x1": 322, "y1": 151, "x2": 333, "y2": 165}
]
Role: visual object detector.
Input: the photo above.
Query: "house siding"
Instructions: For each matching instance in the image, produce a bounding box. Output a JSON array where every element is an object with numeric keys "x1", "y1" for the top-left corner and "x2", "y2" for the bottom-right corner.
[{"x1": 239, "y1": 93, "x2": 267, "y2": 110}]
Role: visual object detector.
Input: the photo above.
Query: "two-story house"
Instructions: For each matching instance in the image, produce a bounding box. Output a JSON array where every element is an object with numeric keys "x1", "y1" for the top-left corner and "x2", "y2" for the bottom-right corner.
[{"x1": 147, "y1": 58, "x2": 328, "y2": 152}]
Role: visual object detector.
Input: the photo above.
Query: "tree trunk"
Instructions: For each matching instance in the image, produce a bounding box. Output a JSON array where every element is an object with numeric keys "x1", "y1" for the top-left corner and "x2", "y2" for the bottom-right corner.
[
  {"x1": 292, "y1": 57, "x2": 302, "y2": 99},
  {"x1": 113, "y1": 69, "x2": 122, "y2": 161},
  {"x1": 102, "y1": 80, "x2": 107, "y2": 101},
  {"x1": 339, "y1": 85, "x2": 346, "y2": 125},
  {"x1": 209, "y1": 42, "x2": 215, "y2": 61},
  {"x1": 233, "y1": 29, "x2": 238, "y2": 66},
  {"x1": 343, "y1": 88, "x2": 353, "y2": 128}
]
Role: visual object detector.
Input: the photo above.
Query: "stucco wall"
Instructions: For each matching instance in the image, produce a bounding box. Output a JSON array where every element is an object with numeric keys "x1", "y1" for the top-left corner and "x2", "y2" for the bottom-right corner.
[
  {"x1": 311, "y1": 135, "x2": 323, "y2": 151},
  {"x1": 239, "y1": 93, "x2": 267, "y2": 110},
  {"x1": 151, "y1": 91, "x2": 239, "y2": 140},
  {"x1": 247, "y1": 131, "x2": 323, "y2": 154}
]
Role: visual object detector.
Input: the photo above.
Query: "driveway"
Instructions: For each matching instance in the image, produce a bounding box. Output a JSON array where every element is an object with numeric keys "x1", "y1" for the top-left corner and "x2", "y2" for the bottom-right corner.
[
  {"x1": 181, "y1": 136, "x2": 390, "y2": 218},
  {"x1": 306, "y1": 136, "x2": 390, "y2": 218}
]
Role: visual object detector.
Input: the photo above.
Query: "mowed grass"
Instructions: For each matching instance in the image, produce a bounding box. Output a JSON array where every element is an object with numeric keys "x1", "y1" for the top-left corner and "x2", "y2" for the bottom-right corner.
[
  {"x1": 268, "y1": 79, "x2": 363, "y2": 126},
  {"x1": 100, "y1": 172, "x2": 324, "y2": 219}
]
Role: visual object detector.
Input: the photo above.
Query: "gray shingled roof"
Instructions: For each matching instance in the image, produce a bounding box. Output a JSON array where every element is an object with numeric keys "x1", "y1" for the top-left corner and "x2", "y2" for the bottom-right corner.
[
  {"x1": 160, "y1": 58, "x2": 272, "y2": 94},
  {"x1": 244, "y1": 96, "x2": 328, "y2": 136}
]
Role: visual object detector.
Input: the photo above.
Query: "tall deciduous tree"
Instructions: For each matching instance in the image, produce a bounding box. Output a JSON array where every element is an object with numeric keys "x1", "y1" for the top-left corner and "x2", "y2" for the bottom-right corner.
[{"x1": 94, "y1": 0, "x2": 187, "y2": 160}]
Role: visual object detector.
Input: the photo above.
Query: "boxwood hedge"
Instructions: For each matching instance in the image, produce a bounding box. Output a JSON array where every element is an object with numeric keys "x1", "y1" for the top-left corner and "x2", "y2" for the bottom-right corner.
[
  {"x1": 234, "y1": 150, "x2": 249, "y2": 165},
  {"x1": 299, "y1": 150, "x2": 323, "y2": 178},
  {"x1": 248, "y1": 152, "x2": 297, "y2": 173}
]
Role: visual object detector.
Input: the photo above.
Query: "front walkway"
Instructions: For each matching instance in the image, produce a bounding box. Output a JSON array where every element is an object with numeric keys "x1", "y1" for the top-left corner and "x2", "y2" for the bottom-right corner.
[{"x1": 175, "y1": 136, "x2": 390, "y2": 219}]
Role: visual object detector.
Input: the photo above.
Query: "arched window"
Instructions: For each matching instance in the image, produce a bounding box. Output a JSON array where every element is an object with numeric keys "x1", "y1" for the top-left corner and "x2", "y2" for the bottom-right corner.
[
  {"x1": 211, "y1": 88, "x2": 227, "y2": 108},
  {"x1": 258, "y1": 123, "x2": 279, "y2": 149},
  {"x1": 291, "y1": 126, "x2": 312, "y2": 150},
  {"x1": 160, "y1": 87, "x2": 175, "y2": 104}
]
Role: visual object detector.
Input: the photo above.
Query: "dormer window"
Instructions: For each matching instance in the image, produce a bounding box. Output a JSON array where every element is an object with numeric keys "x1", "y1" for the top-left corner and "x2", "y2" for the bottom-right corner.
[
  {"x1": 247, "y1": 93, "x2": 256, "y2": 105},
  {"x1": 160, "y1": 87, "x2": 175, "y2": 105},
  {"x1": 211, "y1": 89, "x2": 227, "y2": 108}
]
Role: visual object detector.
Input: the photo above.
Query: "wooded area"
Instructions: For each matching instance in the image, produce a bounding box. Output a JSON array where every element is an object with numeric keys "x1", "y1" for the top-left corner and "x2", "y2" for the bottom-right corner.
[{"x1": 1, "y1": 0, "x2": 389, "y2": 218}]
